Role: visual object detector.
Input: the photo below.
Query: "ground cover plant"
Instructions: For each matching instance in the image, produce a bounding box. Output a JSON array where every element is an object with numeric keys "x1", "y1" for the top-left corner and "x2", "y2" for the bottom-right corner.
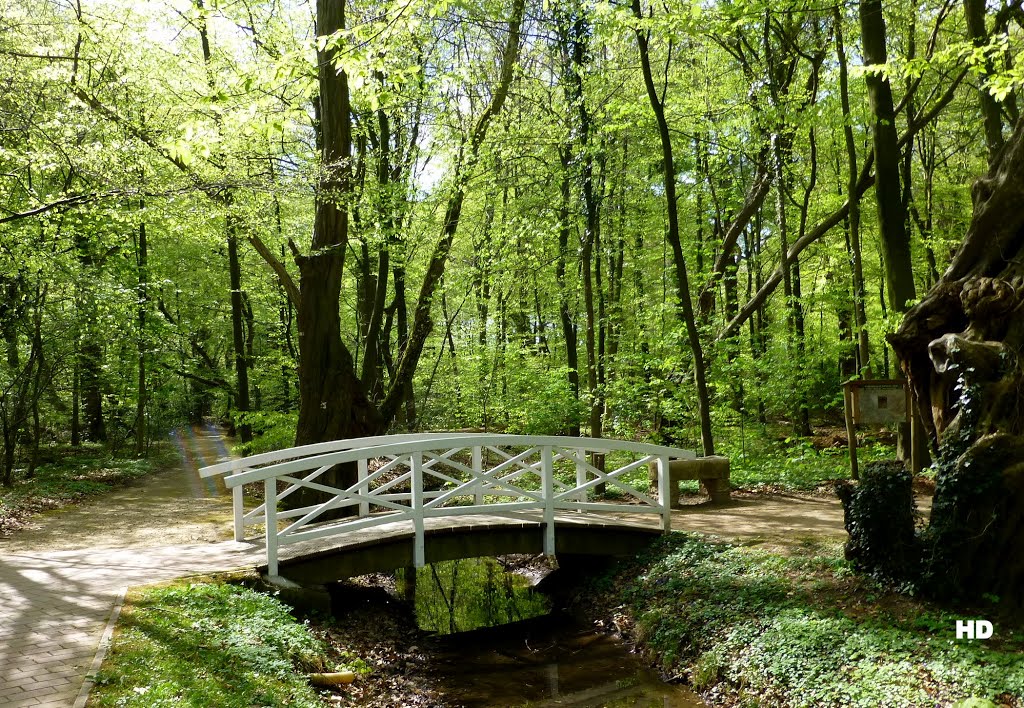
[
  {"x1": 578, "y1": 533, "x2": 1023, "y2": 707},
  {"x1": 90, "y1": 580, "x2": 330, "y2": 708},
  {"x1": 0, "y1": 444, "x2": 177, "y2": 535}
]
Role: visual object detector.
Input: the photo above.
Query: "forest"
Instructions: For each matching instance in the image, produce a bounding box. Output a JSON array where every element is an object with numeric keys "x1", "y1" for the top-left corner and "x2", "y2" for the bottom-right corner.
[
  {"x1": 0, "y1": 0, "x2": 1012, "y2": 444},
  {"x1": 3, "y1": 0, "x2": 1024, "y2": 598},
  {"x1": 5, "y1": 0, "x2": 1024, "y2": 705}
]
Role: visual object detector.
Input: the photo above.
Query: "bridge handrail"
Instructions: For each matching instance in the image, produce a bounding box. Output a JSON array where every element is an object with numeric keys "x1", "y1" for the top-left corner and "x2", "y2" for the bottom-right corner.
[
  {"x1": 198, "y1": 432, "x2": 480, "y2": 478},
  {"x1": 220, "y1": 434, "x2": 695, "y2": 488}
]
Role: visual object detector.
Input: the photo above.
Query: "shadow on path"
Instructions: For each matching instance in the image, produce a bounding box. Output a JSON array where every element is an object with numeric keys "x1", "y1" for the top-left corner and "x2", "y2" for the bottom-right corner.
[{"x1": 0, "y1": 426, "x2": 252, "y2": 708}]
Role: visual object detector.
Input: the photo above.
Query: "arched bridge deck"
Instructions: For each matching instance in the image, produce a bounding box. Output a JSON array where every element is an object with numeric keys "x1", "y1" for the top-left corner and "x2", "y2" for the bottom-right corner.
[
  {"x1": 268, "y1": 512, "x2": 662, "y2": 584},
  {"x1": 199, "y1": 434, "x2": 695, "y2": 581}
]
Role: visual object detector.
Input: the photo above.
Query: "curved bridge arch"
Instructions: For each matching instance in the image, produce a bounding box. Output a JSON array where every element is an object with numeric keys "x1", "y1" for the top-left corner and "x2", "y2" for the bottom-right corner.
[{"x1": 200, "y1": 434, "x2": 695, "y2": 577}]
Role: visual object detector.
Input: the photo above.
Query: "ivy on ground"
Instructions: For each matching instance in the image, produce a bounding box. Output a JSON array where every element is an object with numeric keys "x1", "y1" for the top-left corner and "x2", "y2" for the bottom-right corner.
[{"x1": 582, "y1": 534, "x2": 1023, "y2": 707}]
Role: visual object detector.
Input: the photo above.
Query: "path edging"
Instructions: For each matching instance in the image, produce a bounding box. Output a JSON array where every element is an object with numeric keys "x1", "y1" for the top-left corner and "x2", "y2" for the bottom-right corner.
[{"x1": 74, "y1": 585, "x2": 127, "y2": 708}]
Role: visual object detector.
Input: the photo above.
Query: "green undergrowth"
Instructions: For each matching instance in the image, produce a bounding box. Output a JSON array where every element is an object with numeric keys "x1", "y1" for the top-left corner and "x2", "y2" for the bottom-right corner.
[
  {"x1": 722, "y1": 433, "x2": 895, "y2": 491},
  {"x1": 0, "y1": 444, "x2": 177, "y2": 533},
  {"x1": 584, "y1": 534, "x2": 1023, "y2": 707},
  {"x1": 90, "y1": 580, "x2": 329, "y2": 708}
]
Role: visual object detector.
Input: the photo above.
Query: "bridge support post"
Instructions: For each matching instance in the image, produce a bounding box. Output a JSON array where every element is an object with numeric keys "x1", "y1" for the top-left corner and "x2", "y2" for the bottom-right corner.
[
  {"x1": 265, "y1": 478, "x2": 279, "y2": 576},
  {"x1": 232, "y1": 485, "x2": 244, "y2": 541},
  {"x1": 412, "y1": 453, "x2": 425, "y2": 567},
  {"x1": 658, "y1": 455, "x2": 672, "y2": 533},
  {"x1": 473, "y1": 446, "x2": 484, "y2": 506},
  {"x1": 575, "y1": 448, "x2": 586, "y2": 504},
  {"x1": 542, "y1": 446, "x2": 555, "y2": 556},
  {"x1": 357, "y1": 459, "x2": 369, "y2": 517}
]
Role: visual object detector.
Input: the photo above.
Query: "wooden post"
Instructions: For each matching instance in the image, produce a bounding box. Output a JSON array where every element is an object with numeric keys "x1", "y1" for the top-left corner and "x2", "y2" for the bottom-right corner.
[
  {"x1": 658, "y1": 455, "x2": 671, "y2": 532},
  {"x1": 232, "y1": 485, "x2": 244, "y2": 541},
  {"x1": 412, "y1": 453, "x2": 425, "y2": 567},
  {"x1": 357, "y1": 458, "x2": 369, "y2": 517},
  {"x1": 542, "y1": 446, "x2": 555, "y2": 556},
  {"x1": 843, "y1": 385, "x2": 859, "y2": 480},
  {"x1": 473, "y1": 446, "x2": 484, "y2": 506},
  {"x1": 575, "y1": 447, "x2": 586, "y2": 504},
  {"x1": 264, "y1": 478, "x2": 278, "y2": 576}
]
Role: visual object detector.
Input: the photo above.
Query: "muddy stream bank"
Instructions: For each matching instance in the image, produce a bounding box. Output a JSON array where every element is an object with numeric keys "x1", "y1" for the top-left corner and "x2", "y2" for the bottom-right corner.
[{"x1": 312, "y1": 558, "x2": 705, "y2": 707}]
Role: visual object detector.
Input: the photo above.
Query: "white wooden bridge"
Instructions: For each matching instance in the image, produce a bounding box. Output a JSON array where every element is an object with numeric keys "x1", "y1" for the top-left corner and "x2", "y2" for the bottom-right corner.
[{"x1": 199, "y1": 434, "x2": 697, "y2": 578}]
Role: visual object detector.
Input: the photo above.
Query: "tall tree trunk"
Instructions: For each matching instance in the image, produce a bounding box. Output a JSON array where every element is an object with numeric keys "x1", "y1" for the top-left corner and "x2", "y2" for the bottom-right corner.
[
  {"x1": 835, "y1": 11, "x2": 872, "y2": 376},
  {"x1": 135, "y1": 209, "x2": 148, "y2": 455},
  {"x1": 557, "y1": 155, "x2": 581, "y2": 435},
  {"x1": 860, "y1": 0, "x2": 915, "y2": 314},
  {"x1": 227, "y1": 216, "x2": 252, "y2": 442},
  {"x1": 632, "y1": 0, "x2": 714, "y2": 455},
  {"x1": 964, "y1": 0, "x2": 1005, "y2": 165},
  {"x1": 295, "y1": 0, "x2": 382, "y2": 450}
]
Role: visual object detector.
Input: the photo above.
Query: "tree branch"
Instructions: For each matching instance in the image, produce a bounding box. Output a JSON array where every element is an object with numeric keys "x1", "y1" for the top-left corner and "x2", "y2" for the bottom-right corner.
[{"x1": 247, "y1": 234, "x2": 299, "y2": 306}]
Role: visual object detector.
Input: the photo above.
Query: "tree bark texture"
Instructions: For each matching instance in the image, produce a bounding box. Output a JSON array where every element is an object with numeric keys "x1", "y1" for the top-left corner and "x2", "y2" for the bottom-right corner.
[
  {"x1": 888, "y1": 116, "x2": 1024, "y2": 609},
  {"x1": 860, "y1": 0, "x2": 916, "y2": 314}
]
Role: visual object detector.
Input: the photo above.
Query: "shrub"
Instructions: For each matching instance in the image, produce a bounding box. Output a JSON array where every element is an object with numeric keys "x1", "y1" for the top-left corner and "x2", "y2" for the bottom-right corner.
[{"x1": 835, "y1": 460, "x2": 920, "y2": 585}]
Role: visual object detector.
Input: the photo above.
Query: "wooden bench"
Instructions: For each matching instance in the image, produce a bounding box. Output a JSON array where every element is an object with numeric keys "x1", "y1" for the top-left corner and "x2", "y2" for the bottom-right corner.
[{"x1": 648, "y1": 456, "x2": 731, "y2": 507}]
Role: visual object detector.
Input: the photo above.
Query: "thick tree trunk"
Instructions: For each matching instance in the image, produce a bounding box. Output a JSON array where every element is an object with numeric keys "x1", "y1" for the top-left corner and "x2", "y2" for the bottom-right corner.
[
  {"x1": 295, "y1": 254, "x2": 382, "y2": 445},
  {"x1": 860, "y1": 0, "x2": 916, "y2": 315},
  {"x1": 888, "y1": 117, "x2": 1024, "y2": 609},
  {"x1": 291, "y1": 0, "x2": 381, "y2": 512}
]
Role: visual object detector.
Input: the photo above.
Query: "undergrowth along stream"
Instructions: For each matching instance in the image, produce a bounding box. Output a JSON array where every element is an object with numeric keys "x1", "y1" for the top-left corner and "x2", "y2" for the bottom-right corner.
[{"x1": 576, "y1": 533, "x2": 1024, "y2": 707}]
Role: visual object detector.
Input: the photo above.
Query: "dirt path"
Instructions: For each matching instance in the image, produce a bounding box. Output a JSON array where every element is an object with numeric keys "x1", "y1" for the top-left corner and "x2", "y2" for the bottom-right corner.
[
  {"x1": 672, "y1": 492, "x2": 848, "y2": 545},
  {"x1": 669, "y1": 489, "x2": 933, "y2": 553},
  {"x1": 4, "y1": 426, "x2": 237, "y2": 554}
]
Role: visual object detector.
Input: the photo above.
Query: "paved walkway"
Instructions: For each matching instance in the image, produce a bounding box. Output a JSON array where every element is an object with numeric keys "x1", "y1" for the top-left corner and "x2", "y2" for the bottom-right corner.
[
  {"x1": 0, "y1": 542, "x2": 261, "y2": 707},
  {"x1": 0, "y1": 425, "x2": 250, "y2": 708}
]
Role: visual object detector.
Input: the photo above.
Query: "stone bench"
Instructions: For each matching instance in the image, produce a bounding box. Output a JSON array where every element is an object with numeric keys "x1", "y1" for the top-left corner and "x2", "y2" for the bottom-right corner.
[{"x1": 648, "y1": 456, "x2": 731, "y2": 507}]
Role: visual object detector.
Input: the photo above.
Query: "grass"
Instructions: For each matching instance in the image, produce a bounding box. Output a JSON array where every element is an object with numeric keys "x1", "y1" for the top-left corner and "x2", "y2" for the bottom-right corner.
[
  {"x1": 0, "y1": 444, "x2": 179, "y2": 534},
  {"x1": 718, "y1": 425, "x2": 896, "y2": 490},
  {"x1": 90, "y1": 579, "x2": 330, "y2": 708},
  {"x1": 581, "y1": 534, "x2": 1023, "y2": 707}
]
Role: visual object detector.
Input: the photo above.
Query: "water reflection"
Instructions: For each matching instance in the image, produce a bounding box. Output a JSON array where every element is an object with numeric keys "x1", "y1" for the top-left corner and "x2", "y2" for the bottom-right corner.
[
  {"x1": 431, "y1": 613, "x2": 704, "y2": 707},
  {"x1": 395, "y1": 557, "x2": 550, "y2": 634},
  {"x1": 392, "y1": 558, "x2": 705, "y2": 707}
]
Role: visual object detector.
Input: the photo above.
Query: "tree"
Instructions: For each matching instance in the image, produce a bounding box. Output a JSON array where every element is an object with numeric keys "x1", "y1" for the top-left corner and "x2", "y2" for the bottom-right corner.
[
  {"x1": 860, "y1": 0, "x2": 915, "y2": 316},
  {"x1": 630, "y1": 0, "x2": 714, "y2": 456},
  {"x1": 889, "y1": 115, "x2": 1024, "y2": 608}
]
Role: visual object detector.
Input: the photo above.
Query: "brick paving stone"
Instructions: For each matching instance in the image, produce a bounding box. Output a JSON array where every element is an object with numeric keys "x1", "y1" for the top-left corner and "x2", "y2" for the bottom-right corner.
[{"x1": 1, "y1": 540, "x2": 262, "y2": 708}]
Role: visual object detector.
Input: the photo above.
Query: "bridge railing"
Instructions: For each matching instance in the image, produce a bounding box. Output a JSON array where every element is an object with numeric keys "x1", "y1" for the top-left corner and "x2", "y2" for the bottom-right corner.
[
  {"x1": 200, "y1": 433, "x2": 484, "y2": 541},
  {"x1": 200, "y1": 434, "x2": 695, "y2": 576}
]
